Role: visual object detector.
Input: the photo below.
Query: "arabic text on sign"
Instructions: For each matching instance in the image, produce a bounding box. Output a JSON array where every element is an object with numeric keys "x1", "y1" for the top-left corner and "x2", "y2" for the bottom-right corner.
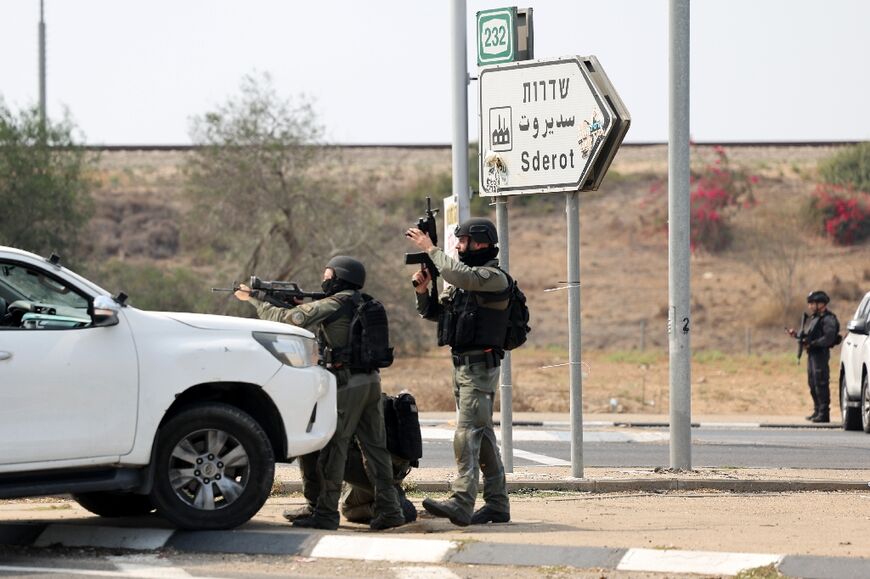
[{"x1": 522, "y1": 78, "x2": 571, "y2": 103}]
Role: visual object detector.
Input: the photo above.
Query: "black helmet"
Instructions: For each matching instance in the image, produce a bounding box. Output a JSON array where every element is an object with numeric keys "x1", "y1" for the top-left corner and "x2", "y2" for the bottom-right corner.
[
  {"x1": 326, "y1": 256, "x2": 366, "y2": 288},
  {"x1": 454, "y1": 217, "x2": 498, "y2": 244},
  {"x1": 807, "y1": 290, "x2": 830, "y2": 304}
]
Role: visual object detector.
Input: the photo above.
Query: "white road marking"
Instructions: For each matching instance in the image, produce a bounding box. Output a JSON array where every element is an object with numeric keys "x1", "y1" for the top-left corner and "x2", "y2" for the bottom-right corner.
[
  {"x1": 421, "y1": 427, "x2": 668, "y2": 443},
  {"x1": 0, "y1": 565, "x2": 213, "y2": 579},
  {"x1": 617, "y1": 548, "x2": 782, "y2": 575},
  {"x1": 107, "y1": 554, "x2": 193, "y2": 578},
  {"x1": 311, "y1": 535, "x2": 457, "y2": 563},
  {"x1": 391, "y1": 565, "x2": 463, "y2": 579},
  {"x1": 511, "y1": 448, "x2": 571, "y2": 466},
  {"x1": 34, "y1": 524, "x2": 173, "y2": 551}
]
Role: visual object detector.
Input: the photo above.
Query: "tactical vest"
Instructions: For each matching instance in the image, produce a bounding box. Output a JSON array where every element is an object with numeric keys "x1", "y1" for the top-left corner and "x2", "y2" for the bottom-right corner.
[
  {"x1": 437, "y1": 281, "x2": 510, "y2": 352},
  {"x1": 806, "y1": 310, "x2": 840, "y2": 352}
]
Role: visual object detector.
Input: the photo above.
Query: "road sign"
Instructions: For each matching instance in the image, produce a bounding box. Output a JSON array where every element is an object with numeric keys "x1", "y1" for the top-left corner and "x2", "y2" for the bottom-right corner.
[
  {"x1": 476, "y1": 7, "x2": 516, "y2": 66},
  {"x1": 478, "y1": 55, "x2": 630, "y2": 196}
]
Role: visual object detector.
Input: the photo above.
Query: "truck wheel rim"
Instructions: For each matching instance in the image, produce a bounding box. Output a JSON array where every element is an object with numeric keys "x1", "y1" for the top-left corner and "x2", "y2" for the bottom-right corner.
[{"x1": 168, "y1": 428, "x2": 249, "y2": 510}]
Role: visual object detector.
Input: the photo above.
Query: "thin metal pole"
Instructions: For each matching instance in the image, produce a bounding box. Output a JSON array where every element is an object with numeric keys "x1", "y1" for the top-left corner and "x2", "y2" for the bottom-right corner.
[
  {"x1": 640, "y1": 319, "x2": 647, "y2": 351},
  {"x1": 450, "y1": 0, "x2": 471, "y2": 222},
  {"x1": 495, "y1": 196, "x2": 513, "y2": 472},
  {"x1": 39, "y1": 0, "x2": 46, "y2": 131},
  {"x1": 669, "y1": 0, "x2": 692, "y2": 470},
  {"x1": 567, "y1": 192, "x2": 583, "y2": 478}
]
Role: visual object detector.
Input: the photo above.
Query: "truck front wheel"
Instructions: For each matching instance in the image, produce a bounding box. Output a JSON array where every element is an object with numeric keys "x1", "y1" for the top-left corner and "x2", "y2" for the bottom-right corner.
[{"x1": 150, "y1": 403, "x2": 275, "y2": 530}]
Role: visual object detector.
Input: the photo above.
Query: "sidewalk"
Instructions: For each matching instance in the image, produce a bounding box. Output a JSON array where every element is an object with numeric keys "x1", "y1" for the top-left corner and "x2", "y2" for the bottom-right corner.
[{"x1": 2, "y1": 414, "x2": 869, "y2": 577}]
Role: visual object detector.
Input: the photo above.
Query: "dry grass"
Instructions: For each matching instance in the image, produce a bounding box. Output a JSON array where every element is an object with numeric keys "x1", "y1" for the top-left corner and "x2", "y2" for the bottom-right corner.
[
  {"x1": 382, "y1": 346, "x2": 813, "y2": 416},
  {"x1": 89, "y1": 144, "x2": 866, "y2": 416}
]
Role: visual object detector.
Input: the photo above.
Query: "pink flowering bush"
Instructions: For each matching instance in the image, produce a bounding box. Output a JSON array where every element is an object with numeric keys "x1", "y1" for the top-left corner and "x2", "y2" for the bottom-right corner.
[
  {"x1": 642, "y1": 146, "x2": 757, "y2": 253},
  {"x1": 807, "y1": 184, "x2": 870, "y2": 245}
]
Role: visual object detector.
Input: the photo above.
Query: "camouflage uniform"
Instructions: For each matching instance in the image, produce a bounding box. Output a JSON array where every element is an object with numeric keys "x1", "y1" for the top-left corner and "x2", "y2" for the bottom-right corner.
[
  {"x1": 416, "y1": 246, "x2": 510, "y2": 519},
  {"x1": 253, "y1": 291, "x2": 403, "y2": 528}
]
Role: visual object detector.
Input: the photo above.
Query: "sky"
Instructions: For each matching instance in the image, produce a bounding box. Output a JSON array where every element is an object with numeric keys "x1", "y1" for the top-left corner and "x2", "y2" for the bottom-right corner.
[{"x1": 1, "y1": 0, "x2": 869, "y2": 145}]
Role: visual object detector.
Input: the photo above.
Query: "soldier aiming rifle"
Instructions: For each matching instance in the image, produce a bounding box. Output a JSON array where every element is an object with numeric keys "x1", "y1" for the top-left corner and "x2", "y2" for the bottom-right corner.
[{"x1": 213, "y1": 276, "x2": 325, "y2": 308}]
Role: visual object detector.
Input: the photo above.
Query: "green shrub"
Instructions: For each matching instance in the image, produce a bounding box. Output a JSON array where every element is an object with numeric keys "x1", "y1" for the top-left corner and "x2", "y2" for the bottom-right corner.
[
  {"x1": 818, "y1": 142, "x2": 870, "y2": 192},
  {"x1": 82, "y1": 261, "x2": 224, "y2": 314}
]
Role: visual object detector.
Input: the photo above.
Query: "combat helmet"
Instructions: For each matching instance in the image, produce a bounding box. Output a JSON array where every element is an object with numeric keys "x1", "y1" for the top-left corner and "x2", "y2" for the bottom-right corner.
[
  {"x1": 807, "y1": 290, "x2": 830, "y2": 304},
  {"x1": 326, "y1": 256, "x2": 366, "y2": 288},
  {"x1": 454, "y1": 218, "x2": 498, "y2": 244}
]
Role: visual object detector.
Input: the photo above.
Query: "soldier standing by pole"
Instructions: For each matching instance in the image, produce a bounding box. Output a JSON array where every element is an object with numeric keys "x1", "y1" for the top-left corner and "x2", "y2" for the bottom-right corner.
[{"x1": 406, "y1": 217, "x2": 511, "y2": 526}]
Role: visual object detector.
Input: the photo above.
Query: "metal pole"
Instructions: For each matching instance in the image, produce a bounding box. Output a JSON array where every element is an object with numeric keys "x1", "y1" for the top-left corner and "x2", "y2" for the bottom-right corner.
[
  {"x1": 38, "y1": 0, "x2": 46, "y2": 131},
  {"x1": 669, "y1": 0, "x2": 692, "y2": 470},
  {"x1": 640, "y1": 319, "x2": 647, "y2": 351},
  {"x1": 450, "y1": 0, "x2": 471, "y2": 222},
  {"x1": 496, "y1": 196, "x2": 513, "y2": 472},
  {"x1": 567, "y1": 191, "x2": 583, "y2": 478}
]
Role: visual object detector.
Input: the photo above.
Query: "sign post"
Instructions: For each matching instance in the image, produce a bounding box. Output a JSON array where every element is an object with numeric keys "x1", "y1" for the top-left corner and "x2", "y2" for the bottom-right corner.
[{"x1": 478, "y1": 55, "x2": 629, "y2": 478}]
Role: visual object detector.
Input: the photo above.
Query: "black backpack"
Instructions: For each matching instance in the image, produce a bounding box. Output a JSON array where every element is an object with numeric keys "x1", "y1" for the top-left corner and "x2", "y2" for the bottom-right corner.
[
  {"x1": 828, "y1": 311, "x2": 842, "y2": 347},
  {"x1": 382, "y1": 391, "x2": 423, "y2": 467},
  {"x1": 325, "y1": 292, "x2": 394, "y2": 371},
  {"x1": 501, "y1": 271, "x2": 531, "y2": 351}
]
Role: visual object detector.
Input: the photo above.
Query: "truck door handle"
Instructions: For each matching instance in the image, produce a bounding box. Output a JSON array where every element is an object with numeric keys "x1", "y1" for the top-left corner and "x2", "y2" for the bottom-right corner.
[{"x1": 0, "y1": 351, "x2": 11, "y2": 361}]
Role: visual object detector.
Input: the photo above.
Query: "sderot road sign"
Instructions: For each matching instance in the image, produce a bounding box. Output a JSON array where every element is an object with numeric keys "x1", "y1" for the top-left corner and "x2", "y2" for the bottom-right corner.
[
  {"x1": 478, "y1": 55, "x2": 630, "y2": 196},
  {"x1": 477, "y1": 7, "x2": 517, "y2": 66}
]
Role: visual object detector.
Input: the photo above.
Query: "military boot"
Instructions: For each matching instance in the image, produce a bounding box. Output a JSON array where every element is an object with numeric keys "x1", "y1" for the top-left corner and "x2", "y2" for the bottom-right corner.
[
  {"x1": 282, "y1": 504, "x2": 314, "y2": 522},
  {"x1": 421, "y1": 498, "x2": 471, "y2": 527},
  {"x1": 401, "y1": 497, "x2": 418, "y2": 523},
  {"x1": 811, "y1": 409, "x2": 830, "y2": 423},
  {"x1": 805, "y1": 408, "x2": 818, "y2": 421},
  {"x1": 812, "y1": 387, "x2": 831, "y2": 423},
  {"x1": 369, "y1": 512, "x2": 405, "y2": 531},
  {"x1": 292, "y1": 514, "x2": 339, "y2": 530},
  {"x1": 470, "y1": 505, "x2": 510, "y2": 525}
]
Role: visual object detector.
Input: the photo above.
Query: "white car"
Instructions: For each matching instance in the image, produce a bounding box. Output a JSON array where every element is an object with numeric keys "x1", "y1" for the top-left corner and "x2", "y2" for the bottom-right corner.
[
  {"x1": 0, "y1": 246, "x2": 336, "y2": 529},
  {"x1": 839, "y1": 291, "x2": 870, "y2": 432}
]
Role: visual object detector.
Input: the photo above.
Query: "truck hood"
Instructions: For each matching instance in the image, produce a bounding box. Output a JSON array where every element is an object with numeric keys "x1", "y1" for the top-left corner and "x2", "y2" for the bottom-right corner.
[{"x1": 155, "y1": 311, "x2": 314, "y2": 338}]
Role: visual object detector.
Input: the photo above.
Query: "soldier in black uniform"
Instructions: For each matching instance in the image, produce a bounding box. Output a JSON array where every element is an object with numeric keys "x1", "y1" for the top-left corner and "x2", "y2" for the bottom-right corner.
[{"x1": 786, "y1": 290, "x2": 840, "y2": 423}]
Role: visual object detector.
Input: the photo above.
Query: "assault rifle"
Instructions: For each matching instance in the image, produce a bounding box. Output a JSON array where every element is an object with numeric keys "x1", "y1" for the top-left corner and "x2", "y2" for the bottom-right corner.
[
  {"x1": 792, "y1": 312, "x2": 809, "y2": 363},
  {"x1": 212, "y1": 275, "x2": 326, "y2": 309},
  {"x1": 404, "y1": 196, "x2": 440, "y2": 302}
]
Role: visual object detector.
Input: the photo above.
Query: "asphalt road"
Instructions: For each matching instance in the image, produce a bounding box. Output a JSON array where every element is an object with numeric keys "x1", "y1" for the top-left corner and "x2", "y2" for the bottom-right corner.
[{"x1": 420, "y1": 425, "x2": 870, "y2": 469}]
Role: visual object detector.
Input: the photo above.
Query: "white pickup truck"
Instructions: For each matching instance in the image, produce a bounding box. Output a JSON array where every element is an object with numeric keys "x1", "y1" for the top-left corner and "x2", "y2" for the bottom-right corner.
[{"x1": 0, "y1": 246, "x2": 336, "y2": 529}]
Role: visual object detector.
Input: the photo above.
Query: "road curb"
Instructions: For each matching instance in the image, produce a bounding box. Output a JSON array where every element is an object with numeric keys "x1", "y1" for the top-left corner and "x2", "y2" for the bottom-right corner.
[
  {"x1": 1, "y1": 522, "x2": 869, "y2": 577},
  {"x1": 422, "y1": 419, "x2": 843, "y2": 430},
  {"x1": 275, "y1": 478, "x2": 870, "y2": 494}
]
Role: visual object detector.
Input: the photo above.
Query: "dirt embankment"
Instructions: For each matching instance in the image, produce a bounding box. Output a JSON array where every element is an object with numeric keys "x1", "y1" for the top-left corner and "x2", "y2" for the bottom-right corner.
[{"x1": 90, "y1": 144, "x2": 866, "y2": 414}]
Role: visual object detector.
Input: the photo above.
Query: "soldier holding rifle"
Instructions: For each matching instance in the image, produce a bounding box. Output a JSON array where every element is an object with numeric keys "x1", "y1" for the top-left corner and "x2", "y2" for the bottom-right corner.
[{"x1": 786, "y1": 290, "x2": 840, "y2": 423}]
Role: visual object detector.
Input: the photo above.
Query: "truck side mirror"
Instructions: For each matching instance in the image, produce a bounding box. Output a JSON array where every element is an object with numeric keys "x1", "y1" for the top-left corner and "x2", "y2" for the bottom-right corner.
[
  {"x1": 91, "y1": 295, "x2": 120, "y2": 327},
  {"x1": 847, "y1": 319, "x2": 868, "y2": 335}
]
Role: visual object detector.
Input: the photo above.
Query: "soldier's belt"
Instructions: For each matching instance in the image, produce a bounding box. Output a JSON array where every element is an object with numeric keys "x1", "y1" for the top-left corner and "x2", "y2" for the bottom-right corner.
[{"x1": 451, "y1": 350, "x2": 501, "y2": 368}]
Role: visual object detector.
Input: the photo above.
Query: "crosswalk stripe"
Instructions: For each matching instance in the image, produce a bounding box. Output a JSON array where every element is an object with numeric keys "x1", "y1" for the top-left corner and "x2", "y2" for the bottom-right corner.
[
  {"x1": 617, "y1": 548, "x2": 782, "y2": 575},
  {"x1": 392, "y1": 565, "x2": 463, "y2": 579},
  {"x1": 511, "y1": 448, "x2": 571, "y2": 466}
]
